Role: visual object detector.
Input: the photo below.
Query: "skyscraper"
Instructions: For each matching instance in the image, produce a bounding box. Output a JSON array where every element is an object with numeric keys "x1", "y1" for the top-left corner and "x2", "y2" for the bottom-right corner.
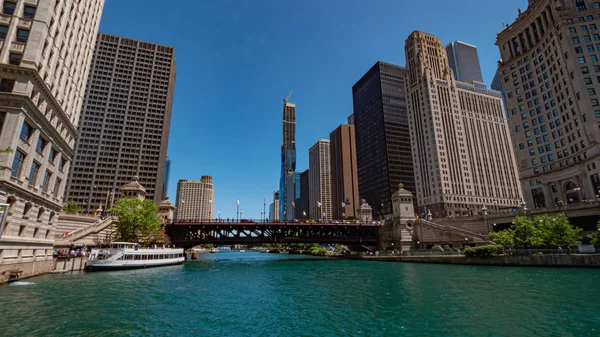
[
  {"x1": 330, "y1": 124, "x2": 359, "y2": 219},
  {"x1": 293, "y1": 172, "x2": 301, "y2": 218},
  {"x1": 163, "y1": 157, "x2": 171, "y2": 199},
  {"x1": 0, "y1": 0, "x2": 104, "y2": 279},
  {"x1": 496, "y1": 0, "x2": 600, "y2": 208},
  {"x1": 347, "y1": 113, "x2": 354, "y2": 125},
  {"x1": 352, "y1": 61, "x2": 414, "y2": 217},
  {"x1": 298, "y1": 169, "x2": 310, "y2": 220},
  {"x1": 405, "y1": 31, "x2": 522, "y2": 217},
  {"x1": 66, "y1": 33, "x2": 176, "y2": 210},
  {"x1": 175, "y1": 176, "x2": 214, "y2": 221},
  {"x1": 491, "y1": 72, "x2": 510, "y2": 119},
  {"x1": 446, "y1": 41, "x2": 484, "y2": 84},
  {"x1": 279, "y1": 97, "x2": 296, "y2": 220},
  {"x1": 309, "y1": 139, "x2": 332, "y2": 221}
]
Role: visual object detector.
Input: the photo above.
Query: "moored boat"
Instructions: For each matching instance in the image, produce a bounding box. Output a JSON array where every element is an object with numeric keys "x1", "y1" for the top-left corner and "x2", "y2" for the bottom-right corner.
[
  {"x1": 86, "y1": 242, "x2": 184, "y2": 271},
  {"x1": 209, "y1": 247, "x2": 219, "y2": 253}
]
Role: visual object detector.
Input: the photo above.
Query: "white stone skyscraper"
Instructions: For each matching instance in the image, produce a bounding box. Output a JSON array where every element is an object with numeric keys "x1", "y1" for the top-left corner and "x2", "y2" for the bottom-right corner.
[
  {"x1": 0, "y1": 0, "x2": 104, "y2": 282},
  {"x1": 405, "y1": 31, "x2": 523, "y2": 218},
  {"x1": 309, "y1": 139, "x2": 332, "y2": 221},
  {"x1": 175, "y1": 176, "x2": 214, "y2": 221},
  {"x1": 496, "y1": 0, "x2": 600, "y2": 208}
]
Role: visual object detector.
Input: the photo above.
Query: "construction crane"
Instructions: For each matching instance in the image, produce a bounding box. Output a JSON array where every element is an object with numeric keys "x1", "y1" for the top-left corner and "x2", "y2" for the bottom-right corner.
[{"x1": 283, "y1": 90, "x2": 293, "y2": 103}]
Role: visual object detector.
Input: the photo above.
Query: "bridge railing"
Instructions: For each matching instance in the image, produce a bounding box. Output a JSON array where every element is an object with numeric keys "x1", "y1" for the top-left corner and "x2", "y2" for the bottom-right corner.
[{"x1": 168, "y1": 219, "x2": 381, "y2": 226}]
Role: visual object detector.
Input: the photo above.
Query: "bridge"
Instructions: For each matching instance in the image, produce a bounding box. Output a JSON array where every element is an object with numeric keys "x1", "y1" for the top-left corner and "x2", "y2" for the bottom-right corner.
[{"x1": 165, "y1": 221, "x2": 380, "y2": 249}]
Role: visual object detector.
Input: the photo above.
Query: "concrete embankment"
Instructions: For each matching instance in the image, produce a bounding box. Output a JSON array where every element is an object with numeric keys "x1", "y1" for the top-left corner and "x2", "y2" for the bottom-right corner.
[
  {"x1": 349, "y1": 254, "x2": 600, "y2": 268},
  {"x1": 52, "y1": 257, "x2": 88, "y2": 273}
]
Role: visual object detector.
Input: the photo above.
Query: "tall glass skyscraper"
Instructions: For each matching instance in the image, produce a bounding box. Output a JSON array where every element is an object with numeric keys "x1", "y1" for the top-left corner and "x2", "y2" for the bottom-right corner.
[
  {"x1": 352, "y1": 62, "x2": 414, "y2": 217},
  {"x1": 162, "y1": 157, "x2": 171, "y2": 199},
  {"x1": 279, "y1": 99, "x2": 296, "y2": 220}
]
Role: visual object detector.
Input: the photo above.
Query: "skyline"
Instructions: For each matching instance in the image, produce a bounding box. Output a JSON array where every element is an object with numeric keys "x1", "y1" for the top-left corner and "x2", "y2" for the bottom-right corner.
[{"x1": 98, "y1": 0, "x2": 525, "y2": 219}]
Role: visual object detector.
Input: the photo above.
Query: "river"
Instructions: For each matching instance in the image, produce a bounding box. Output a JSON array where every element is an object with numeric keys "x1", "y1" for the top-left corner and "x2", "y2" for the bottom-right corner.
[{"x1": 0, "y1": 251, "x2": 599, "y2": 336}]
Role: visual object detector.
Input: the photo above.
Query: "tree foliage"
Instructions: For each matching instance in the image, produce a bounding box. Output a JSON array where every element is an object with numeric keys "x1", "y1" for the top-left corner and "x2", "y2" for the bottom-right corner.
[
  {"x1": 588, "y1": 219, "x2": 600, "y2": 245},
  {"x1": 489, "y1": 214, "x2": 582, "y2": 248},
  {"x1": 62, "y1": 199, "x2": 83, "y2": 213},
  {"x1": 109, "y1": 197, "x2": 162, "y2": 246}
]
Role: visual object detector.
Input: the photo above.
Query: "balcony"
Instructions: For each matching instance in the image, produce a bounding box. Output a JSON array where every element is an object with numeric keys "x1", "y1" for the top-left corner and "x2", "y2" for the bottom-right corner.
[
  {"x1": 11, "y1": 41, "x2": 26, "y2": 53},
  {"x1": 0, "y1": 13, "x2": 11, "y2": 25}
]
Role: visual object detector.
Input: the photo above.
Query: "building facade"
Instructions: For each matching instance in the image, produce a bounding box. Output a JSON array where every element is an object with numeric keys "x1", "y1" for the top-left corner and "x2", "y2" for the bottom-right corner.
[
  {"x1": 162, "y1": 157, "x2": 170, "y2": 199},
  {"x1": 491, "y1": 72, "x2": 511, "y2": 119},
  {"x1": 352, "y1": 61, "x2": 415, "y2": 217},
  {"x1": 405, "y1": 31, "x2": 523, "y2": 217},
  {"x1": 175, "y1": 176, "x2": 214, "y2": 221},
  {"x1": 272, "y1": 190, "x2": 280, "y2": 221},
  {"x1": 0, "y1": 0, "x2": 104, "y2": 281},
  {"x1": 347, "y1": 113, "x2": 354, "y2": 125},
  {"x1": 298, "y1": 169, "x2": 309, "y2": 220},
  {"x1": 446, "y1": 41, "x2": 484, "y2": 84},
  {"x1": 65, "y1": 33, "x2": 176, "y2": 211},
  {"x1": 279, "y1": 99, "x2": 296, "y2": 220},
  {"x1": 309, "y1": 139, "x2": 332, "y2": 221},
  {"x1": 496, "y1": 0, "x2": 600, "y2": 208},
  {"x1": 329, "y1": 124, "x2": 359, "y2": 219}
]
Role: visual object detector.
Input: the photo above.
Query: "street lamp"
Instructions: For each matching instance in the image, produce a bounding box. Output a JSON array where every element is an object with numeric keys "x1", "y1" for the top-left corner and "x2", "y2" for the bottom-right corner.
[
  {"x1": 482, "y1": 206, "x2": 488, "y2": 234},
  {"x1": 465, "y1": 237, "x2": 469, "y2": 247}
]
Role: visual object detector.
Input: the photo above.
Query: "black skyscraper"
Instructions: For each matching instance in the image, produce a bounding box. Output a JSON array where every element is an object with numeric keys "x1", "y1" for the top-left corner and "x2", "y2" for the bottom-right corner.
[{"x1": 352, "y1": 61, "x2": 415, "y2": 217}]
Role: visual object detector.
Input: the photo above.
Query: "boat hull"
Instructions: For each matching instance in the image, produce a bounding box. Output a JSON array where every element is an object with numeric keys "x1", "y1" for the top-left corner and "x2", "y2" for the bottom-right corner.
[{"x1": 86, "y1": 258, "x2": 184, "y2": 271}]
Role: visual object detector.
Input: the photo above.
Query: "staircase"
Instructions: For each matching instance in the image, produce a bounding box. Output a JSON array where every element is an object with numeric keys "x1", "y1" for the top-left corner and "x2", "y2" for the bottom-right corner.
[
  {"x1": 54, "y1": 216, "x2": 116, "y2": 246},
  {"x1": 418, "y1": 219, "x2": 492, "y2": 243}
]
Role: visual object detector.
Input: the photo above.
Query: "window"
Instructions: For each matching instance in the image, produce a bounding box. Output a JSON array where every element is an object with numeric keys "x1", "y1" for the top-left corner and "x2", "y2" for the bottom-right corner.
[
  {"x1": 582, "y1": 66, "x2": 590, "y2": 74},
  {"x1": 11, "y1": 150, "x2": 26, "y2": 177},
  {"x1": 589, "y1": 88, "x2": 596, "y2": 95},
  {"x1": 23, "y1": 6, "x2": 36, "y2": 19},
  {"x1": 0, "y1": 79, "x2": 15, "y2": 92},
  {"x1": 36, "y1": 137, "x2": 46, "y2": 153},
  {"x1": 582, "y1": 26, "x2": 588, "y2": 32},
  {"x1": 48, "y1": 147, "x2": 58, "y2": 163},
  {"x1": 20, "y1": 122, "x2": 32, "y2": 141},
  {"x1": 519, "y1": 143, "x2": 525, "y2": 150},
  {"x1": 16, "y1": 29, "x2": 29, "y2": 43},
  {"x1": 585, "y1": 77, "x2": 593, "y2": 84},
  {"x1": 515, "y1": 125, "x2": 521, "y2": 132},
  {"x1": 573, "y1": 37, "x2": 580, "y2": 44},
  {"x1": 28, "y1": 161, "x2": 40, "y2": 186},
  {"x1": 53, "y1": 178, "x2": 61, "y2": 196},
  {"x1": 579, "y1": 57, "x2": 586, "y2": 64},
  {"x1": 530, "y1": 149, "x2": 536, "y2": 156},
  {"x1": 592, "y1": 55, "x2": 599, "y2": 62},
  {"x1": 42, "y1": 171, "x2": 51, "y2": 193},
  {"x1": 593, "y1": 99, "x2": 599, "y2": 106},
  {"x1": 8, "y1": 53, "x2": 22, "y2": 65},
  {"x1": 58, "y1": 158, "x2": 65, "y2": 172},
  {"x1": 2, "y1": 1, "x2": 15, "y2": 15}
]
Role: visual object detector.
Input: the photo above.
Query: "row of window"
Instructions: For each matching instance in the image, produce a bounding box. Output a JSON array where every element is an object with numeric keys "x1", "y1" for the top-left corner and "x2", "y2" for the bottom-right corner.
[{"x1": 2, "y1": 2, "x2": 36, "y2": 19}]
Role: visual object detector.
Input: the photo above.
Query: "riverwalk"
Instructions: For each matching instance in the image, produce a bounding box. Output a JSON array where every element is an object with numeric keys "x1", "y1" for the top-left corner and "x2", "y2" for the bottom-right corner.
[{"x1": 350, "y1": 254, "x2": 600, "y2": 268}]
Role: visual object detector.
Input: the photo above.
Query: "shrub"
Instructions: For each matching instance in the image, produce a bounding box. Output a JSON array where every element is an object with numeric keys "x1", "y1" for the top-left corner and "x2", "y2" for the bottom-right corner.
[
  {"x1": 463, "y1": 245, "x2": 504, "y2": 257},
  {"x1": 310, "y1": 247, "x2": 328, "y2": 256}
]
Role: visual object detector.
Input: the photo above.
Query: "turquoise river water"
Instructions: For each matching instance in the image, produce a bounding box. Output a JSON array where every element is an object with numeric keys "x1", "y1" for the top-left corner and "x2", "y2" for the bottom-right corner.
[{"x1": 0, "y1": 251, "x2": 599, "y2": 336}]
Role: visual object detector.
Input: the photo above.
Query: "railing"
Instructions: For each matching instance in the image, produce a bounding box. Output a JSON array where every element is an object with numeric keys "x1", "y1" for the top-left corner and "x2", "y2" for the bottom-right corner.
[
  {"x1": 418, "y1": 219, "x2": 489, "y2": 241},
  {"x1": 170, "y1": 219, "x2": 380, "y2": 226},
  {"x1": 55, "y1": 216, "x2": 116, "y2": 242}
]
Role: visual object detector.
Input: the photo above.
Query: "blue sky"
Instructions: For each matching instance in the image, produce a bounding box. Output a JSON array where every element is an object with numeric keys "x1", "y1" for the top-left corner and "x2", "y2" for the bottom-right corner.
[{"x1": 98, "y1": 0, "x2": 525, "y2": 219}]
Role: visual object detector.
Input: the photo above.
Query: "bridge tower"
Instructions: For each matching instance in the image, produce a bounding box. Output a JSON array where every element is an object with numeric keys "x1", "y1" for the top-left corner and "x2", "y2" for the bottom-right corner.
[
  {"x1": 121, "y1": 176, "x2": 146, "y2": 200},
  {"x1": 378, "y1": 184, "x2": 415, "y2": 251},
  {"x1": 157, "y1": 196, "x2": 176, "y2": 224}
]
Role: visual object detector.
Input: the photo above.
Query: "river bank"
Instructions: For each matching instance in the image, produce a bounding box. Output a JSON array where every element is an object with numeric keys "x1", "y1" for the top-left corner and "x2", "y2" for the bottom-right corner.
[{"x1": 347, "y1": 253, "x2": 600, "y2": 268}]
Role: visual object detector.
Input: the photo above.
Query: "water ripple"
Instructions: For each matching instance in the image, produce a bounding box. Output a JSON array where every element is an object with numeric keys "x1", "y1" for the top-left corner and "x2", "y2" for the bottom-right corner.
[{"x1": 0, "y1": 253, "x2": 599, "y2": 336}]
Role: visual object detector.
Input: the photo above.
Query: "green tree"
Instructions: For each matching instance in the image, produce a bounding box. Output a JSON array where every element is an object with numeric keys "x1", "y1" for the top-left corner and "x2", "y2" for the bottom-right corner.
[
  {"x1": 488, "y1": 229, "x2": 515, "y2": 247},
  {"x1": 109, "y1": 197, "x2": 162, "y2": 245},
  {"x1": 62, "y1": 199, "x2": 83, "y2": 213},
  {"x1": 587, "y1": 219, "x2": 600, "y2": 244},
  {"x1": 512, "y1": 216, "x2": 544, "y2": 247},
  {"x1": 536, "y1": 213, "x2": 582, "y2": 247}
]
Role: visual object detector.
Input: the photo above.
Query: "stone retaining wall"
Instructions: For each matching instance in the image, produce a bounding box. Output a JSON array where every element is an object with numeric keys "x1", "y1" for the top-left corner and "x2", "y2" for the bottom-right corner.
[
  {"x1": 53, "y1": 257, "x2": 88, "y2": 272},
  {"x1": 0, "y1": 259, "x2": 54, "y2": 284},
  {"x1": 355, "y1": 254, "x2": 600, "y2": 268}
]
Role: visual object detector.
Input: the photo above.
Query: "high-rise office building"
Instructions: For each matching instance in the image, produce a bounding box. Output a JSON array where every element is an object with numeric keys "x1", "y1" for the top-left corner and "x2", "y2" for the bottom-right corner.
[
  {"x1": 162, "y1": 157, "x2": 171, "y2": 199},
  {"x1": 352, "y1": 61, "x2": 414, "y2": 217},
  {"x1": 491, "y1": 72, "x2": 510, "y2": 119},
  {"x1": 175, "y1": 176, "x2": 214, "y2": 221},
  {"x1": 298, "y1": 169, "x2": 309, "y2": 220},
  {"x1": 405, "y1": 31, "x2": 523, "y2": 217},
  {"x1": 293, "y1": 172, "x2": 300, "y2": 218},
  {"x1": 330, "y1": 124, "x2": 359, "y2": 219},
  {"x1": 347, "y1": 113, "x2": 354, "y2": 125},
  {"x1": 0, "y1": 0, "x2": 104, "y2": 279},
  {"x1": 309, "y1": 139, "x2": 332, "y2": 221},
  {"x1": 66, "y1": 33, "x2": 176, "y2": 210},
  {"x1": 279, "y1": 98, "x2": 296, "y2": 220},
  {"x1": 446, "y1": 41, "x2": 484, "y2": 84},
  {"x1": 496, "y1": 0, "x2": 600, "y2": 208}
]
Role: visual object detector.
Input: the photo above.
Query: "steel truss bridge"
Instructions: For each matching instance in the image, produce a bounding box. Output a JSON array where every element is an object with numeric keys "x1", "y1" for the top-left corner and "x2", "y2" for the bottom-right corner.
[{"x1": 165, "y1": 221, "x2": 380, "y2": 248}]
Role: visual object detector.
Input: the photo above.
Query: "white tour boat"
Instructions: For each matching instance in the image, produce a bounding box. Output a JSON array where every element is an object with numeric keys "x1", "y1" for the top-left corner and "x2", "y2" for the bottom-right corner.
[
  {"x1": 87, "y1": 242, "x2": 184, "y2": 271},
  {"x1": 209, "y1": 247, "x2": 219, "y2": 253}
]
